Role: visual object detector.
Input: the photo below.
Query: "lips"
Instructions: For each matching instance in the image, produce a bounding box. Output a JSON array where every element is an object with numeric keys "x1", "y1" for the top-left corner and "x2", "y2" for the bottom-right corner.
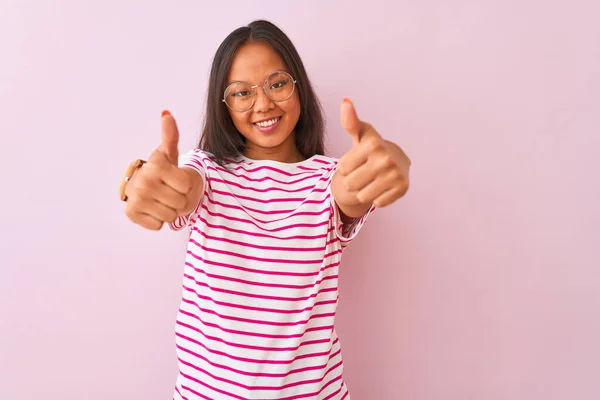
[{"x1": 253, "y1": 117, "x2": 282, "y2": 127}]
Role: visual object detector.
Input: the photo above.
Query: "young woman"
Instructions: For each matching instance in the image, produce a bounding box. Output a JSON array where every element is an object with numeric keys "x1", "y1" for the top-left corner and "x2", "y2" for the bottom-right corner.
[{"x1": 120, "y1": 20, "x2": 410, "y2": 400}]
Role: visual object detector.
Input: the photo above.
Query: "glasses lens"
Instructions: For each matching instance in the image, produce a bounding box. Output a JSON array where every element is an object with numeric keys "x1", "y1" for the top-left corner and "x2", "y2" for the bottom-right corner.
[
  {"x1": 224, "y1": 82, "x2": 254, "y2": 111},
  {"x1": 265, "y1": 72, "x2": 295, "y2": 102}
]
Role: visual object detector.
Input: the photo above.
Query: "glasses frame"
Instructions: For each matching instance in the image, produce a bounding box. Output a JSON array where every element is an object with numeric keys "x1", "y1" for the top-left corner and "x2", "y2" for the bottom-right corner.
[{"x1": 222, "y1": 70, "x2": 298, "y2": 112}]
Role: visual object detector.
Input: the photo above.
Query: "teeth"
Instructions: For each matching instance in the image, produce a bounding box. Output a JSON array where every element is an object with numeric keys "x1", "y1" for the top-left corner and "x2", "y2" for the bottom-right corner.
[{"x1": 255, "y1": 118, "x2": 279, "y2": 127}]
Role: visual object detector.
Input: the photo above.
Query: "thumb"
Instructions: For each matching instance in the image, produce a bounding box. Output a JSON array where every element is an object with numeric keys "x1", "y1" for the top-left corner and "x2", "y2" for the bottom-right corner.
[
  {"x1": 340, "y1": 97, "x2": 362, "y2": 146},
  {"x1": 158, "y1": 110, "x2": 180, "y2": 166}
]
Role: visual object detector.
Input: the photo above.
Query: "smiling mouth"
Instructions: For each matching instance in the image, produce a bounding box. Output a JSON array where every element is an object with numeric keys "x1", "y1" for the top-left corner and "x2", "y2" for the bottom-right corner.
[{"x1": 253, "y1": 117, "x2": 282, "y2": 128}]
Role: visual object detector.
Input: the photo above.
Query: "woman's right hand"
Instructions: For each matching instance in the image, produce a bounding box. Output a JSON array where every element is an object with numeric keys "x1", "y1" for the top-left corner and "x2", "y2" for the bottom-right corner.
[{"x1": 124, "y1": 111, "x2": 202, "y2": 230}]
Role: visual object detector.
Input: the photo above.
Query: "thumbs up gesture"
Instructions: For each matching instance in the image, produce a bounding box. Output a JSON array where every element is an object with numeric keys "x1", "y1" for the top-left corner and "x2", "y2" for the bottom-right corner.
[
  {"x1": 332, "y1": 98, "x2": 411, "y2": 217},
  {"x1": 124, "y1": 111, "x2": 199, "y2": 230}
]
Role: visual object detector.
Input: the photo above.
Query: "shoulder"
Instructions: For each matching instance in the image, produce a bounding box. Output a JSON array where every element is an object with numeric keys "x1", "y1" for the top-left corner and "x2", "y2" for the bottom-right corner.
[
  {"x1": 179, "y1": 149, "x2": 233, "y2": 168},
  {"x1": 182, "y1": 151, "x2": 340, "y2": 174},
  {"x1": 306, "y1": 154, "x2": 339, "y2": 174},
  {"x1": 307, "y1": 154, "x2": 338, "y2": 166}
]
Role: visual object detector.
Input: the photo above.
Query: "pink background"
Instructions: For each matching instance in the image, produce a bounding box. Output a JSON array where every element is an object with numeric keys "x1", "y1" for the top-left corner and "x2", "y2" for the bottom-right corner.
[{"x1": 1, "y1": 1, "x2": 599, "y2": 399}]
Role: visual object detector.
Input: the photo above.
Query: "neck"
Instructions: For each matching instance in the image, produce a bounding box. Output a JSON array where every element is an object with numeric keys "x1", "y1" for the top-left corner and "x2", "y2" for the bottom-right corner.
[
  {"x1": 243, "y1": 135, "x2": 305, "y2": 163},
  {"x1": 244, "y1": 147, "x2": 305, "y2": 163}
]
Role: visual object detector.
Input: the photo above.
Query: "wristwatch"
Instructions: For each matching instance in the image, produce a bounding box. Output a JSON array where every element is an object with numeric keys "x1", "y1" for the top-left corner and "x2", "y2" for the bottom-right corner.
[{"x1": 119, "y1": 159, "x2": 146, "y2": 201}]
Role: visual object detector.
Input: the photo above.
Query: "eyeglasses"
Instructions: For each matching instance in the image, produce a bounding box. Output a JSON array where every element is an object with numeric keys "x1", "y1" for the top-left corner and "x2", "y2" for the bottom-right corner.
[{"x1": 222, "y1": 70, "x2": 297, "y2": 112}]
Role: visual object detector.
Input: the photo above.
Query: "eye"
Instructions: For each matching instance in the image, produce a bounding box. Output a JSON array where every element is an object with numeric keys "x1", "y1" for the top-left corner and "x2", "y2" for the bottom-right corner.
[
  {"x1": 270, "y1": 79, "x2": 288, "y2": 90},
  {"x1": 232, "y1": 90, "x2": 252, "y2": 97}
]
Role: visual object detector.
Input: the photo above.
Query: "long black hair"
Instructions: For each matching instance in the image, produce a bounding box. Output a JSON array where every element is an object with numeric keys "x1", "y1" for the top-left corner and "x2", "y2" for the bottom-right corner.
[{"x1": 198, "y1": 20, "x2": 325, "y2": 164}]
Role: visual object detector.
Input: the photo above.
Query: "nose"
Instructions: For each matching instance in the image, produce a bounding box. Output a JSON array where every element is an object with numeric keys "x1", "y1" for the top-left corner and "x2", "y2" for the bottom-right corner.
[{"x1": 253, "y1": 87, "x2": 275, "y2": 113}]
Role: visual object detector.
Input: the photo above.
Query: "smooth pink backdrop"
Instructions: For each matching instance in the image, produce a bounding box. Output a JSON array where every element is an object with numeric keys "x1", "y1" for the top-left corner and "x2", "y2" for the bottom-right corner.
[{"x1": 1, "y1": 1, "x2": 599, "y2": 399}]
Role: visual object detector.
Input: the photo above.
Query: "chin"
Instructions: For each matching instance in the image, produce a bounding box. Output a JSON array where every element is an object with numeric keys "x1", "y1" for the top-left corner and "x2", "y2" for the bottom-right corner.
[
  {"x1": 246, "y1": 134, "x2": 291, "y2": 150},
  {"x1": 244, "y1": 124, "x2": 294, "y2": 146}
]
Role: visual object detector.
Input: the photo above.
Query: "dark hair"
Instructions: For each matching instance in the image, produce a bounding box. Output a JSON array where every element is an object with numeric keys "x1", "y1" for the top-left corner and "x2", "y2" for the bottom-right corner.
[{"x1": 198, "y1": 20, "x2": 325, "y2": 164}]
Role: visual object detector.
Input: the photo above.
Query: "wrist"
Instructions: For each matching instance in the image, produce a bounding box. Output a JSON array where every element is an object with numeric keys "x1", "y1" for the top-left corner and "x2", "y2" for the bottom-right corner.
[{"x1": 120, "y1": 159, "x2": 146, "y2": 201}]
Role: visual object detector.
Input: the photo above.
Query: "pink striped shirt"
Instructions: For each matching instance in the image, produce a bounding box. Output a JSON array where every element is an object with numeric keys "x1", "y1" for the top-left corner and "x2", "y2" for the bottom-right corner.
[{"x1": 169, "y1": 149, "x2": 374, "y2": 400}]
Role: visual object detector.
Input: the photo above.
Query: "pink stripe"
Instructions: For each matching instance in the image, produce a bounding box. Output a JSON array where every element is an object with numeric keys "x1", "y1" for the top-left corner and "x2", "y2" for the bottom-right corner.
[
  {"x1": 182, "y1": 158, "x2": 203, "y2": 171},
  {"x1": 270, "y1": 360, "x2": 342, "y2": 391},
  {"x1": 186, "y1": 250, "x2": 340, "y2": 277},
  {"x1": 181, "y1": 379, "x2": 245, "y2": 400},
  {"x1": 207, "y1": 164, "x2": 326, "y2": 185},
  {"x1": 341, "y1": 388, "x2": 349, "y2": 399},
  {"x1": 171, "y1": 216, "x2": 185, "y2": 230},
  {"x1": 182, "y1": 284, "x2": 338, "y2": 314},
  {"x1": 177, "y1": 356, "x2": 342, "y2": 392},
  {"x1": 190, "y1": 227, "x2": 331, "y2": 252},
  {"x1": 276, "y1": 373, "x2": 343, "y2": 399},
  {"x1": 177, "y1": 336, "x2": 340, "y2": 369},
  {"x1": 322, "y1": 385, "x2": 343, "y2": 400},
  {"x1": 204, "y1": 193, "x2": 330, "y2": 219},
  {"x1": 181, "y1": 160, "x2": 207, "y2": 183},
  {"x1": 173, "y1": 386, "x2": 191, "y2": 400},
  {"x1": 185, "y1": 262, "x2": 339, "y2": 289},
  {"x1": 338, "y1": 207, "x2": 372, "y2": 243},
  {"x1": 223, "y1": 163, "x2": 322, "y2": 177},
  {"x1": 177, "y1": 320, "x2": 332, "y2": 352},
  {"x1": 177, "y1": 345, "x2": 339, "y2": 379},
  {"x1": 186, "y1": 152, "x2": 335, "y2": 177},
  {"x1": 210, "y1": 188, "x2": 330, "y2": 204},
  {"x1": 200, "y1": 204, "x2": 330, "y2": 232},
  {"x1": 187, "y1": 242, "x2": 330, "y2": 265},
  {"x1": 181, "y1": 297, "x2": 336, "y2": 327},
  {"x1": 177, "y1": 324, "x2": 337, "y2": 361},
  {"x1": 205, "y1": 194, "x2": 292, "y2": 215},
  {"x1": 178, "y1": 308, "x2": 333, "y2": 339},
  {"x1": 200, "y1": 153, "x2": 334, "y2": 168},
  {"x1": 181, "y1": 275, "x2": 338, "y2": 302},
  {"x1": 313, "y1": 157, "x2": 335, "y2": 165},
  {"x1": 210, "y1": 177, "x2": 326, "y2": 194},
  {"x1": 178, "y1": 337, "x2": 337, "y2": 366},
  {"x1": 296, "y1": 165, "x2": 335, "y2": 173},
  {"x1": 194, "y1": 216, "x2": 333, "y2": 240},
  {"x1": 322, "y1": 249, "x2": 343, "y2": 259}
]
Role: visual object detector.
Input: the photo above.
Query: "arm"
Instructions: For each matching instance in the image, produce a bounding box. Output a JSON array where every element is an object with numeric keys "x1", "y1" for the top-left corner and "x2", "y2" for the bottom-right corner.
[
  {"x1": 332, "y1": 135, "x2": 410, "y2": 220},
  {"x1": 122, "y1": 111, "x2": 206, "y2": 231},
  {"x1": 332, "y1": 99, "x2": 410, "y2": 220},
  {"x1": 331, "y1": 169, "x2": 373, "y2": 219},
  {"x1": 179, "y1": 167, "x2": 205, "y2": 216}
]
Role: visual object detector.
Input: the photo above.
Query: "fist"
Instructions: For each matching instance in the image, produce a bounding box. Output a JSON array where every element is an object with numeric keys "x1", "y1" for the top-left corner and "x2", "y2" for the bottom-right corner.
[
  {"x1": 124, "y1": 111, "x2": 193, "y2": 230},
  {"x1": 336, "y1": 98, "x2": 410, "y2": 208}
]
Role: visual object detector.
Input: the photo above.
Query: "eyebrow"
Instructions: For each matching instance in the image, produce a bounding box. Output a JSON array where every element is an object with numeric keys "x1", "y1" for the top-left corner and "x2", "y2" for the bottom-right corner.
[{"x1": 227, "y1": 69, "x2": 291, "y2": 86}]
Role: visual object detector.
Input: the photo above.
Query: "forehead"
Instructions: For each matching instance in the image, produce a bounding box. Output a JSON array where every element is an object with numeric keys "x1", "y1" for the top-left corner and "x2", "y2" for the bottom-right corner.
[{"x1": 227, "y1": 42, "x2": 289, "y2": 84}]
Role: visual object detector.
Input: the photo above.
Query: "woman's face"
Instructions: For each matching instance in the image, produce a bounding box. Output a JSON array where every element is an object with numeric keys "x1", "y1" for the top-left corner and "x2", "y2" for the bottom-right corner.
[{"x1": 225, "y1": 41, "x2": 302, "y2": 161}]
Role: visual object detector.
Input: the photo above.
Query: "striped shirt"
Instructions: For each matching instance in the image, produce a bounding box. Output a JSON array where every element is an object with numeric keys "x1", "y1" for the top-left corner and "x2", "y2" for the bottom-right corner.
[{"x1": 169, "y1": 149, "x2": 374, "y2": 400}]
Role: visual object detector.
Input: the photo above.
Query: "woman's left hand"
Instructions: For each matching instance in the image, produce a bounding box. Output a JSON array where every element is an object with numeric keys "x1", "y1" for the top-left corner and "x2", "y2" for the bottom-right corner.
[{"x1": 332, "y1": 98, "x2": 411, "y2": 217}]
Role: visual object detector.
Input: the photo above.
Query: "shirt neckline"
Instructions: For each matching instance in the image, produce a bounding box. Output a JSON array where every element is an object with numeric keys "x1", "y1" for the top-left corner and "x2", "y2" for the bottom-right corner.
[{"x1": 236, "y1": 154, "x2": 320, "y2": 167}]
